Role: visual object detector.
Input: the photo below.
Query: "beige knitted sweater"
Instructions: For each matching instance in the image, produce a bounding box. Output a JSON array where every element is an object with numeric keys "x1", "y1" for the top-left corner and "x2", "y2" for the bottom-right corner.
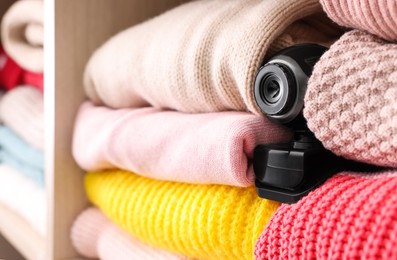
[
  {"x1": 85, "y1": 0, "x2": 342, "y2": 114},
  {"x1": 1, "y1": 0, "x2": 43, "y2": 73}
]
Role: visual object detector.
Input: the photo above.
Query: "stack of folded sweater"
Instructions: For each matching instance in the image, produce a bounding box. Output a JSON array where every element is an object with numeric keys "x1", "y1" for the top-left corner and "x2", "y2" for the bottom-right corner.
[
  {"x1": 70, "y1": 0, "x2": 348, "y2": 259},
  {"x1": 0, "y1": 0, "x2": 45, "y2": 236},
  {"x1": 255, "y1": 0, "x2": 397, "y2": 259}
]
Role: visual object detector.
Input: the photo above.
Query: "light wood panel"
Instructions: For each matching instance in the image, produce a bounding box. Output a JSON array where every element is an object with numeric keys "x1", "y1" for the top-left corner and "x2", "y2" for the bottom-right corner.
[
  {"x1": 3, "y1": 0, "x2": 193, "y2": 258},
  {"x1": 47, "y1": 0, "x2": 191, "y2": 259}
]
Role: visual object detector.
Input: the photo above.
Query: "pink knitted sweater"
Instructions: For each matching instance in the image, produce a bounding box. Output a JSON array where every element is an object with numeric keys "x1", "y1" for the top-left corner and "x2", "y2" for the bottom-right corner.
[
  {"x1": 320, "y1": 0, "x2": 397, "y2": 42},
  {"x1": 255, "y1": 171, "x2": 397, "y2": 260},
  {"x1": 304, "y1": 30, "x2": 397, "y2": 167},
  {"x1": 73, "y1": 102, "x2": 292, "y2": 187},
  {"x1": 71, "y1": 208, "x2": 190, "y2": 260}
]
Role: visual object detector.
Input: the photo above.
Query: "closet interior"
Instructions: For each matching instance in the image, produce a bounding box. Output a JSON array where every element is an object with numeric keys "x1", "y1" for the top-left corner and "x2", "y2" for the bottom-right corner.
[
  {"x1": 3, "y1": 1, "x2": 391, "y2": 260},
  {"x1": 0, "y1": 0, "x2": 190, "y2": 259}
]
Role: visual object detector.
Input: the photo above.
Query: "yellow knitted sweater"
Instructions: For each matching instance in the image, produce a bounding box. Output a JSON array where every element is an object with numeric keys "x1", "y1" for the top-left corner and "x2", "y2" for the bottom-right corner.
[{"x1": 85, "y1": 171, "x2": 280, "y2": 260}]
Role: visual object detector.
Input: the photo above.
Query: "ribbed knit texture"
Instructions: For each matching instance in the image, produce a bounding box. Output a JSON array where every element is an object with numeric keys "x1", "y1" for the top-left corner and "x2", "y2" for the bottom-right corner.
[
  {"x1": 84, "y1": 0, "x2": 342, "y2": 115},
  {"x1": 320, "y1": 0, "x2": 397, "y2": 42},
  {"x1": 85, "y1": 170, "x2": 280, "y2": 260},
  {"x1": 71, "y1": 207, "x2": 191, "y2": 260},
  {"x1": 73, "y1": 102, "x2": 292, "y2": 187},
  {"x1": 0, "y1": 164, "x2": 46, "y2": 236},
  {"x1": 304, "y1": 30, "x2": 397, "y2": 167},
  {"x1": 0, "y1": 86, "x2": 44, "y2": 150},
  {"x1": 255, "y1": 171, "x2": 397, "y2": 260},
  {"x1": 1, "y1": 0, "x2": 43, "y2": 72}
]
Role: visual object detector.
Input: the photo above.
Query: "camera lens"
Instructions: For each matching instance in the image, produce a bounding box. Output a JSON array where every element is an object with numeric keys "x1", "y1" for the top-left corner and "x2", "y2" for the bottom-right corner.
[
  {"x1": 262, "y1": 74, "x2": 282, "y2": 104},
  {"x1": 254, "y1": 63, "x2": 297, "y2": 122}
]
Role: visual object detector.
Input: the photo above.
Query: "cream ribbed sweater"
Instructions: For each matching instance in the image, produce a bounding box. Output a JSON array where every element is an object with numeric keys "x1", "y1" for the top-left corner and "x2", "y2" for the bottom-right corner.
[
  {"x1": 84, "y1": 0, "x2": 342, "y2": 114},
  {"x1": 1, "y1": 0, "x2": 43, "y2": 73},
  {"x1": 0, "y1": 86, "x2": 44, "y2": 150}
]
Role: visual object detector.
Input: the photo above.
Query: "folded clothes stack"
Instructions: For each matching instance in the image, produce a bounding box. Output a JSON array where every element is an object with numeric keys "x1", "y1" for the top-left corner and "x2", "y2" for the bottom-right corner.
[
  {"x1": 0, "y1": 0, "x2": 45, "y2": 236},
  {"x1": 304, "y1": 2, "x2": 397, "y2": 167},
  {"x1": 254, "y1": 0, "x2": 397, "y2": 259},
  {"x1": 79, "y1": 170, "x2": 279, "y2": 260},
  {"x1": 1, "y1": 0, "x2": 43, "y2": 90},
  {"x1": 70, "y1": 0, "x2": 352, "y2": 259}
]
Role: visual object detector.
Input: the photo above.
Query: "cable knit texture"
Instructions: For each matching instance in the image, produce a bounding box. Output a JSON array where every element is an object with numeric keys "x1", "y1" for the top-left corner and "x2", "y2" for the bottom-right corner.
[
  {"x1": 320, "y1": 0, "x2": 397, "y2": 42},
  {"x1": 0, "y1": 86, "x2": 44, "y2": 150},
  {"x1": 73, "y1": 102, "x2": 292, "y2": 187},
  {"x1": 71, "y1": 207, "x2": 191, "y2": 260},
  {"x1": 84, "y1": 0, "x2": 342, "y2": 114},
  {"x1": 255, "y1": 171, "x2": 397, "y2": 260},
  {"x1": 85, "y1": 170, "x2": 280, "y2": 260},
  {"x1": 304, "y1": 30, "x2": 397, "y2": 167},
  {"x1": 1, "y1": 0, "x2": 43, "y2": 73}
]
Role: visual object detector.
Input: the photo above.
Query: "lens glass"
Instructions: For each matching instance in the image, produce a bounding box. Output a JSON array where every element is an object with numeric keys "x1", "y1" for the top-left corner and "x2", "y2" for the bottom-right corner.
[{"x1": 261, "y1": 74, "x2": 283, "y2": 104}]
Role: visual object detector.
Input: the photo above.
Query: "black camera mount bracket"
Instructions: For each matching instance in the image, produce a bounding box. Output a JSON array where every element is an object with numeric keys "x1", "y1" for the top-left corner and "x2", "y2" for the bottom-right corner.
[
  {"x1": 254, "y1": 131, "x2": 381, "y2": 203},
  {"x1": 255, "y1": 131, "x2": 349, "y2": 203}
]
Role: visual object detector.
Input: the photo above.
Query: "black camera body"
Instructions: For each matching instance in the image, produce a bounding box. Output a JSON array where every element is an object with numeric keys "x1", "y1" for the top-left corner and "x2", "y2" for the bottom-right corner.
[{"x1": 253, "y1": 44, "x2": 379, "y2": 204}]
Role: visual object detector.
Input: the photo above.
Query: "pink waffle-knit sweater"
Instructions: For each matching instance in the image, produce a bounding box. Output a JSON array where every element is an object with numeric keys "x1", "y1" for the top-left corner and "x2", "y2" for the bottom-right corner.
[
  {"x1": 255, "y1": 170, "x2": 397, "y2": 260},
  {"x1": 304, "y1": 30, "x2": 397, "y2": 167}
]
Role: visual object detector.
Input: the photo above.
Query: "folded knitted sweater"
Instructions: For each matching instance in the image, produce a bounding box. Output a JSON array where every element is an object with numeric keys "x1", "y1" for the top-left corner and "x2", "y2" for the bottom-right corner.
[
  {"x1": 85, "y1": 170, "x2": 280, "y2": 260},
  {"x1": 0, "y1": 126, "x2": 44, "y2": 171},
  {"x1": 0, "y1": 164, "x2": 46, "y2": 236},
  {"x1": 1, "y1": 0, "x2": 43, "y2": 73},
  {"x1": 0, "y1": 47, "x2": 43, "y2": 91},
  {"x1": 73, "y1": 102, "x2": 291, "y2": 187},
  {"x1": 304, "y1": 30, "x2": 397, "y2": 167},
  {"x1": 0, "y1": 149, "x2": 44, "y2": 187},
  {"x1": 84, "y1": 0, "x2": 342, "y2": 114},
  {"x1": 0, "y1": 86, "x2": 44, "y2": 150},
  {"x1": 71, "y1": 207, "x2": 191, "y2": 260},
  {"x1": 255, "y1": 170, "x2": 397, "y2": 260},
  {"x1": 320, "y1": 0, "x2": 397, "y2": 42}
]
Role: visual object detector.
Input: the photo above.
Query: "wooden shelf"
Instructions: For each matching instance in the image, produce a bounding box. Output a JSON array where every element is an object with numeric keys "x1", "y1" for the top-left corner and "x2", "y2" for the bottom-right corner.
[
  {"x1": 0, "y1": 202, "x2": 46, "y2": 260},
  {"x1": 0, "y1": 0, "x2": 193, "y2": 259}
]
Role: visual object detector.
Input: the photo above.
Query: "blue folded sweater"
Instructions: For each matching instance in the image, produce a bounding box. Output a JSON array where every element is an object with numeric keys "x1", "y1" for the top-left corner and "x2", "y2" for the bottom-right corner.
[{"x1": 0, "y1": 126, "x2": 44, "y2": 186}]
